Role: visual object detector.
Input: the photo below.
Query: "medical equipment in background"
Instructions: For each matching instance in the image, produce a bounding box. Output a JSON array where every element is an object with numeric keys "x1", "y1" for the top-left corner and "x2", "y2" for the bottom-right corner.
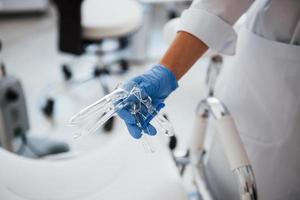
[
  {"x1": 0, "y1": 67, "x2": 70, "y2": 158},
  {"x1": 0, "y1": 40, "x2": 28, "y2": 152},
  {"x1": 191, "y1": 98, "x2": 257, "y2": 200},
  {"x1": 0, "y1": 0, "x2": 48, "y2": 14},
  {"x1": 69, "y1": 84, "x2": 175, "y2": 152},
  {"x1": 0, "y1": 66, "x2": 29, "y2": 152},
  {"x1": 0, "y1": 42, "x2": 69, "y2": 157},
  {"x1": 40, "y1": 0, "x2": 143, "y2": 132},
  {"x1": 174, "y1": 55, "x2": 258, "y2": 200}
]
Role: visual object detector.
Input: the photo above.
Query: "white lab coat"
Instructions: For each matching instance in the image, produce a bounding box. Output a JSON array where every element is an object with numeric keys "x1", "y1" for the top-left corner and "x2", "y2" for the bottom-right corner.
[{"x1": 179, "y1": 0, "x2": 300, "y2": 199}]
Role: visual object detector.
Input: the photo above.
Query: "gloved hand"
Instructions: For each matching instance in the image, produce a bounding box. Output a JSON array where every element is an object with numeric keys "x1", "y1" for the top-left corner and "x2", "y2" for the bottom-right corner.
[{"x1": 118, "y1": 65, "x2": 178, "y2": 139}]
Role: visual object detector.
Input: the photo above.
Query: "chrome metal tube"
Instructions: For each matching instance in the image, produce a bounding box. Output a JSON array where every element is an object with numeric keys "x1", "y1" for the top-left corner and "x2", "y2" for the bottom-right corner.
[
  {"x1": 194, "y1": 97, "x2": 258, "y2": 200},
  {"x1": 234, "y1": 166, "x2": 258, "y2": 200}
]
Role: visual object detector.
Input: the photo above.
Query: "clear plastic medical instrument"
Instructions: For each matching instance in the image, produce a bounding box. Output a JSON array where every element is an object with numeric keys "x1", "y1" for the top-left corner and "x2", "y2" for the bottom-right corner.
[{"x1": 69, "y1": 84, "x2": 174, "y2": 152}]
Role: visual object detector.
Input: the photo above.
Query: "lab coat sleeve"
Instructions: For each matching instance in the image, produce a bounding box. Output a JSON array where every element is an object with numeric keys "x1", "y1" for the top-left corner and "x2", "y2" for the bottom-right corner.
[{"x1": 179, "y1": 0, "x2": 253, "y2": 55}]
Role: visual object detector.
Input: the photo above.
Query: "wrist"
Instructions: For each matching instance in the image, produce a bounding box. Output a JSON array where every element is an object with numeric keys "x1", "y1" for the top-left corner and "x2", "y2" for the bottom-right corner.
[
  {"x1": 152, "y1": 64, "x2": 179, "y2": 92},
  {"x1": 159, "y1": 31, "x2": 208, "y2": 80}
]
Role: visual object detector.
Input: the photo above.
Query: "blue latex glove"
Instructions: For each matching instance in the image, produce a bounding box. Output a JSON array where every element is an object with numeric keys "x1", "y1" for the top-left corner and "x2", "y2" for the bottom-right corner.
[{"x1": 118, "y1": 65, "x2": 178, "y2": 139}]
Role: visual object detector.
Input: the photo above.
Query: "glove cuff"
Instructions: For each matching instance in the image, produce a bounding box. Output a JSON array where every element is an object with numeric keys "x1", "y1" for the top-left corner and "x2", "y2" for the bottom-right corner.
[{"x1": 153, "y1": 64, "x2": 179, "y2": 92}]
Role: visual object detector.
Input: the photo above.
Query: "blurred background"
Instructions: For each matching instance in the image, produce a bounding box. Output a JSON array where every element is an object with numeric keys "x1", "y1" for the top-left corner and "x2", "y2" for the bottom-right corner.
[{"x1": 0, "y1": 1, "x2": 214, "y2": 199}]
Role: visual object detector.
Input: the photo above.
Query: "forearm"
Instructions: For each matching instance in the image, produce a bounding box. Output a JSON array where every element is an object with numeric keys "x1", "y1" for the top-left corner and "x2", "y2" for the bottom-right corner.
[{"x1": 159, "y1": 31, "x2": 208, "y2": 80}]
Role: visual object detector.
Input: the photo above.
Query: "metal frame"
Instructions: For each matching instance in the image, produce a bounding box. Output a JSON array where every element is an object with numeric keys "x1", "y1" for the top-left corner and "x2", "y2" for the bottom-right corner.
[
  {"x1": 174, "y1": 55, "x2": 258, "y2": 200},
  {"x1": 194, "y1": 97, "x2": 258, "y2": 200}
]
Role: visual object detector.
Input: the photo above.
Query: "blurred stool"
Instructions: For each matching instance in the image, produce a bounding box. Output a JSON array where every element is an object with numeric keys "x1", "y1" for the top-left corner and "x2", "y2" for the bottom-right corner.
[{"x1": 42, "y1": 0, "x2": 143, "y2": 132}]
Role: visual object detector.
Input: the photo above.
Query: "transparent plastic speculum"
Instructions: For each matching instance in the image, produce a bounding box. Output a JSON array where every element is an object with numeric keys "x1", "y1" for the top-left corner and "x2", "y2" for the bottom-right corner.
[{"x1": 69, "y1": 85, "x2": 174, "y2": 152}]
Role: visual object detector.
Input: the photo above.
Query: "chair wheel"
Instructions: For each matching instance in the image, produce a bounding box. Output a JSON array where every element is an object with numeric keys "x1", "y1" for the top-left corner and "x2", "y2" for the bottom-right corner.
[
  {"x1": 61, "y1": 64, "x2": 72, "y2": 81},
  {"x1": 168, "y1": 10, "x2": 178, "y2": 20},
  {"x1": 42, "y1": 98, "x2": 55, "y2": 118},
  {"x1": 93, "y1": 67, "x2": 109, "y2": 77},
  {"x1": 169, "y1": 135, "x2": 177, "y2": 151},
  {"x1": 103, "y1": 117, "x2": 115, "y2": 132},
  {"x1": 119, "y1": 59, "x2": 129, "y2": 72},
  {"x1": 119, "y1": 37, "x2": 130, "y2": 49}
]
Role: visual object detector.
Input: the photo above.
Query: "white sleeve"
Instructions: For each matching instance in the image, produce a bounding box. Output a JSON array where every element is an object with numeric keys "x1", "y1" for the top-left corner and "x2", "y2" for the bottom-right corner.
[{"x1": 179, "y1": 0, "x2": 253, "y2": 55}]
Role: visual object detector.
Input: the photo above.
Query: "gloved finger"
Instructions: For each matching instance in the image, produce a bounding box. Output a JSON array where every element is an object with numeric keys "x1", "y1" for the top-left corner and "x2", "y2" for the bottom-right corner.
[
  {"x1": 152, "y1": 100, "x2": 165, "y2": 111},
  {"x1": 130, "y1": 105, "x2": 153, "y2": 129},
  {"x1": 139, "y1": 102, "x2": 165, "y2": 125},
  {"x1": 126, "y1": 123, "x2": 142, "y2": 139},
  {"x1": 139, "y1": 104, "x2": 153, "y2": 123},
  {"x1": 117, "y1": 108, "x2": 136, "y2": 124},
  {"x1": 143, "y1": 123, "x2": 157, "y2": 136},
  {"x1": 155, "y1": 102, "x2": 165, "y2": 111}
]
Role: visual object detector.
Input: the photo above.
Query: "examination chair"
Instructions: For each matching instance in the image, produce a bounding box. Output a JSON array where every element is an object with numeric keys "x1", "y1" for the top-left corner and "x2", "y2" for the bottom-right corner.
[
  {"x1": 0, "y1": 133, "x2": 187, "y2": 200},
  {"x1": 0, "y1": 42, "x2": 69, "y2": 158},
  {"x1": 42, "y1": 0, "x2": 143, "y2": 131}
]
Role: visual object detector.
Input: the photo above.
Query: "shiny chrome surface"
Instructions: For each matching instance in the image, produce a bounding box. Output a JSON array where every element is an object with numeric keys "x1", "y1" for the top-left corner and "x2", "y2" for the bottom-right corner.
[
  {"x1": 196, "y1": 97, "x2": 229, "y2": 119},
  {"x1": 205, "y1": 55, "x2": 222, "y2": 96},
  {"x1": 234, "y1": 165, "x2": 258, "y2": 200},
  {"x1": 193, "y1": 97, "x2": 258, "y2": 200}
]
